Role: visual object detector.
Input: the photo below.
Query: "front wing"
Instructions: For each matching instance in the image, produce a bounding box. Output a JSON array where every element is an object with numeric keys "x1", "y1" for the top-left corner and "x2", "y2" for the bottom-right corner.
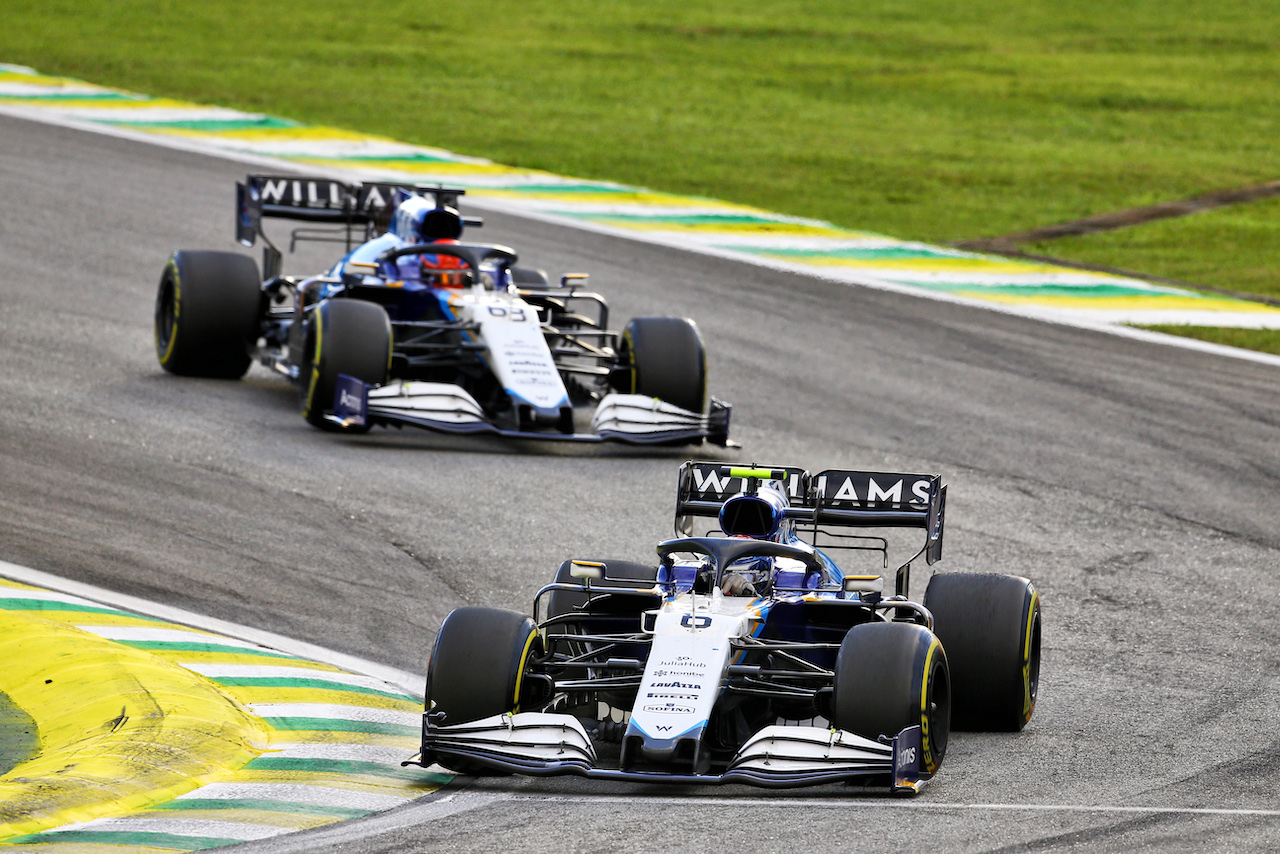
[
  {"x1": 328, "y1": 375, "x2": 734, "y2": 446},
  {"x1": 405, "y1": 713, "x2": 929, "y2": 794}
]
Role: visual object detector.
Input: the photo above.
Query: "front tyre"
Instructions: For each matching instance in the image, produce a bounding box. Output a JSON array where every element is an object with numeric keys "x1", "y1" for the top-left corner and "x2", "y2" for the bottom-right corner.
[
  {"x1": 615, "y1": 317, "x2": 707, "y2": 413},
  {"x1": 924, "y1": 572, "x2": 1041, "y2": 731},
  {"x1": 832, "y1": 622, "x2": 950, "y2": 775},
  {"x1": 155, "y1": 251, "x2": 261, "y2": 378},
  {"x1": 298, "y1": 299, "x2": 391, "y2": 432},
  {"x1": 425, "y1": 607, "x2": 542, "y2": 727}
]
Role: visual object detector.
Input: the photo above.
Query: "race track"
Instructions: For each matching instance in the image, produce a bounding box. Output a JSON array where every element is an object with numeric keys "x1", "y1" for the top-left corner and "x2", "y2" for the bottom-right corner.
[{"x1": 3, "y1": 112, "x2": 1280, "y2": 852}]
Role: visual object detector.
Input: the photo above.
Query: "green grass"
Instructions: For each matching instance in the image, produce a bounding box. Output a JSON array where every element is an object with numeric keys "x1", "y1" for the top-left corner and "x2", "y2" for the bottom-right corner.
[
  {"x1": 1025, "y1": 195, "x2": 1280, "y2": 302},
  {"x1": 5, "y1": 0, "x2": 1280, "y2": 300},
  {"x1": 1136, "y1": 325, "x2": 1280, "y2": 355}
]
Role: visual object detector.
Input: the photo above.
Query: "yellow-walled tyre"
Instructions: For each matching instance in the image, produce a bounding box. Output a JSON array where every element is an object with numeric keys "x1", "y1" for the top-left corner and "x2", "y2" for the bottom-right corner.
[
  {"x1": 154, "y1": 251, "x2": 260, "y2": 378},
  {"x1": 615, "y1": 317, "x2": 707, "y2": 413},
  {"x1": 832, "y1": 622, "x2": 950, "y2": 775},
  {"x1": 925, "y1": 572, "x2": 1041, "y2": 731},
  {"x1": 298, "y1": 299, "x2": 391, "y2": 432},
  {"x1": 425, "y1": 607, "x2": 541, "y2": 728}
]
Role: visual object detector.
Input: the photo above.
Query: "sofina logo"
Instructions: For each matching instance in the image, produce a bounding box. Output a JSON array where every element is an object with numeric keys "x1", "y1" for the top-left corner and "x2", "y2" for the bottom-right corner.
[{"x1": 642, "y1": 703, "x2": 695, "y2": 715}]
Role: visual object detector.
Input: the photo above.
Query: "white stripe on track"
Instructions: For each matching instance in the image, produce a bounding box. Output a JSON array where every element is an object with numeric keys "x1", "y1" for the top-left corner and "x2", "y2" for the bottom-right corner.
[
  {"x1": 45, "y1": 816, "x2": 282, "y2": 842},
  {"x1": 250, "y1": 704, "x2": 420, "y2": 727},
  {"x1": 266, "y1": 743, "x2": 411, "y2": 764},
  {"x1": 176, "y1": 783, "x2": 409, "y2": 811},
  {"x1": 184, "y1": 664, "x2": 411, "y2": 694}
]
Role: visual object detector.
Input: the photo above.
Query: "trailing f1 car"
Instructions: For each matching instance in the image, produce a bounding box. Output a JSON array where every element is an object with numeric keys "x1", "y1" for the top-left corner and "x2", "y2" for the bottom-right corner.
[
  {"x1": 153, "y1": 174, "x2": 732, "y2": 445},
  {"x1": 406, "y1": 462, "x2": 1041, "y2": 794}
]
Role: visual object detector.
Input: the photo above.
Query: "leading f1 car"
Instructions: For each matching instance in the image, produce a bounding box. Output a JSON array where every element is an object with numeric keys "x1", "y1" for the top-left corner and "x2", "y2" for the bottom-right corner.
[
  {"x1": 153, "y1": 175, "x2": 732, "y2": 445},
  {"x1": 407, "y1": 462, "x2": 1041, "y2": 794}
]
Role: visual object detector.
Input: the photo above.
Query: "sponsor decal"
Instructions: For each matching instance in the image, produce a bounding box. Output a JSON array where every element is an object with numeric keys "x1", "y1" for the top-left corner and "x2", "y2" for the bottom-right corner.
[
  {"x1": 647, "y1": 693, "x2": 698, "y2": 700},
  {"x1": 689, "y1": 466, "x2": 805, "y2": 498},
  {"x1": 642, "y1": 703, "x2": 695, "y2": 715},
  {"x1": 649, "y1": 681, "x2": 699, "y2": 690},
  {"x1": 649, "y1": 669, "x2": 706, "y2": 678},
  {"x1": 896, "y1": 746, "x2": 917, "y2": 772},
  {"x1": 818, "y1": 472, "x2": 932, "y2": 508}
]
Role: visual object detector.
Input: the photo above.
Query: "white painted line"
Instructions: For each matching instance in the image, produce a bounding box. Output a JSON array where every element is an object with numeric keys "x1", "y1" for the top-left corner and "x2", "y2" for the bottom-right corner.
[
  {"x1": 47, "y1": 816, "x2": 283, "y2": 842},
  {"x1": 178, "y1": 783, "x2": 409, "y2": 811},
  {"x1": 0, "y1": 559, "x2": 426, "y2": 697},
  {"x1": 249, "y1": 704, "x2": 420, "y2": 727},
  {"x1": 503, "y1": 793, "x2": 1280, "y2": 817},
  {"x1": 77, "y1": 625, "x2": 285, "y2": 650},
  {"x1": 185, "y1": 664, "x2": 409, "y2": 694},
  {"x1": 266, "y1": 743, "x2": 410, "y2": 764}
]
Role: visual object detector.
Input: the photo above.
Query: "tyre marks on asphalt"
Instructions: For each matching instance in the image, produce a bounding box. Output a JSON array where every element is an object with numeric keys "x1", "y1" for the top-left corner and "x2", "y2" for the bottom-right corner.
[
  {"x1": 3, "y1": 63, "x2": 1279, "y2": 333},
  {"x1": 0, "y1": 576, "x2": 444, "y2": 852}
]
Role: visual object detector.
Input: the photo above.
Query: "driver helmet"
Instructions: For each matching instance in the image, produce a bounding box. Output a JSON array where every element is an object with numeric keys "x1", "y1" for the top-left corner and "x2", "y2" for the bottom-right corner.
[{"x1": 419, "y1": 206, "x2": 464, "y2": 241}]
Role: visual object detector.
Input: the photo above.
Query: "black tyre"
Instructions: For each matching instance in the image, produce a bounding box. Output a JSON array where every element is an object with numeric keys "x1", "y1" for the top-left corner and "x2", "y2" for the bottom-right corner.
[
  {"x1": 616, "y1": 317, "x2": 707, "y2": 413},
  {"x1": 154, "y1": 250, "x2": 261, "y2": 378},
  {"x1": 831, "y1": 622, "x2": 950, "y2": 775},
  {"x1": 425, "y1": 607, "x2": 541, "y2": 727},
  {"x1": 924, "y1": 572, "x2": 1040, "y2": 732},
  {"x1": 543, "y1": 558, "x2": 660, "y2": 622},
  {"x1": 298, "y1": 299, "x2": 391, "y2": 432},
  {"x1": 510, "y1": 266, "x2": 549, "y2": 286}
]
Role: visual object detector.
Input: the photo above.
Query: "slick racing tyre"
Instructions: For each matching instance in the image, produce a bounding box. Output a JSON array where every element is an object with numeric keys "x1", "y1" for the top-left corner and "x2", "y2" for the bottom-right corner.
[
  {"x1": 509, "y1": 266, "x2": 550, "y2": 286},
  {"x1": 924, "y1": 572, "x2": 1040, "y2": 731},
  {"x1": 832, "y1": 622, "x2": 950, "y2": 775},
  {"x1": 155, "y1": 251, "x2": 261, "y2": 378},
  {"x1": 299, "y1": 299, "x2": 391, "y2": 433},
  {"x1": 543, "y1": 558, "x2": 660, "y2": 622},
  {"x1": 426, "y1": 607, "x2": 542, "y2": 727},
  {"x1": 542, "y1": 559, "x2": 659, "y2": 713},
  {"x1": 615, "y1": 317, "x2": 707, "y2": 413}
]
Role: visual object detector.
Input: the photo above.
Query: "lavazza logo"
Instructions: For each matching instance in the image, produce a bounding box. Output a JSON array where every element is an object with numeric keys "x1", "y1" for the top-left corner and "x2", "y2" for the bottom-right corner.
[{"x1": 650, "y1": 681, "x2": 698, "y2": 690}]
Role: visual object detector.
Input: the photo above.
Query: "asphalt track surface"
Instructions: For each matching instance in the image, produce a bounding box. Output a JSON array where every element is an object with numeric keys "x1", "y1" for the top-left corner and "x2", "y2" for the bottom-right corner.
[{"x1": 3, "y1": 112, "x2": 1280, "y2": 852}]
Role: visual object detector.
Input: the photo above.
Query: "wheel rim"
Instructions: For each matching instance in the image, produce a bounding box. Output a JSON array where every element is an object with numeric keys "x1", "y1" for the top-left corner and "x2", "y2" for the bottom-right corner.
[{"x1": 155, "y1": 274, "x2": 177, "y2": 360}]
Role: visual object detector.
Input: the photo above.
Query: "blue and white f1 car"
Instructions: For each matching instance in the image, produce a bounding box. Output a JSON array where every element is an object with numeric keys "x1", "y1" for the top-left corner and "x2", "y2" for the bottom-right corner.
[
  {"x1": 153, "y1": 175, "x2": 732, "y2": 446},
  {"x1": 407, "y1": 462, "x2": 1041, "y2": 793}
]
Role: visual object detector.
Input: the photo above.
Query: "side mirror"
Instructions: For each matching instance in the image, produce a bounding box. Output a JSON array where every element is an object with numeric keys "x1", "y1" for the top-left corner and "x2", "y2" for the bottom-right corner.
[
  {"x1": 342, "y1": 260, "x2": 378, "y2": 279},
  {"x1": 842, "y1": 575, "x2": 884, "y2": 595},
  {"x1": 569, "y1": 560, "x2": 605, "y2": 581}
]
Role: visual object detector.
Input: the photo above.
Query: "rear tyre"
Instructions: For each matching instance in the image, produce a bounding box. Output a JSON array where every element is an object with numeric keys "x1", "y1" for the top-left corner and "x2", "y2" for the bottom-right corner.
[
  {"x1": 831, "y1": 622, "x2": 950, "y2": 775},
  {"x1": 543, "y1": 558, "x2": 660, "y2": 622},
  {"x1": 615, "y1": 317, "x2": 707, "y2": 413},
  {"x1": 298, "y1": 299, "x2": 391, "y2": 433},
  {"x1": 510, "y1": 266, "x2": 549, "y2": 286},
  {"x1": 426, "y1": 607, "x2": 541, "y2": 727},
  {"x1": 154, "y1": 251, "x2": 261, "y2": 378},
  {"x1": 924, "y1": 572, "x2": 1040, "y2": 731}
]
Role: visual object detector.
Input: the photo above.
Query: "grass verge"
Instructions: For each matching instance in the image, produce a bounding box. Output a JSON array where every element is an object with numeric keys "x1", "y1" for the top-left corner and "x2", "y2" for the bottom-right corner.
[{"x1": 1134, "y1": 325, "x2": 1280, "y2": 355}]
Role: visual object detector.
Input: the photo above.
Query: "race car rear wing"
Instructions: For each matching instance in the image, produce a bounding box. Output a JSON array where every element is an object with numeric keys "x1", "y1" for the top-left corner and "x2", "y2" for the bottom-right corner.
[
  {"x1": 674, "y1": 461, "x2": 946, "y2": 566},
  {"x1": 235, "y1": 174, "x2": 481, "y2": 276}
]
